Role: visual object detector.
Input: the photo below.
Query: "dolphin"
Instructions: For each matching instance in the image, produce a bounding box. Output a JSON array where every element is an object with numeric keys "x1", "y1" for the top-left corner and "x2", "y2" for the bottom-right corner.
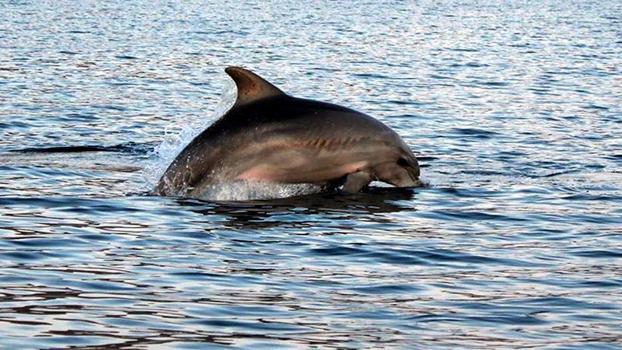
[{"x1": 155, "y1": 66, "x2": 420, "y2": 198}]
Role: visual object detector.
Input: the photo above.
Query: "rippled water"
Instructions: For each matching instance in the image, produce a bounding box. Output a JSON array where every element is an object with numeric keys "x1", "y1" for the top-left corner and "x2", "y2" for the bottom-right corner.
[{"x1": 1, "y1": 1, "x2": 622, "y2": 348}]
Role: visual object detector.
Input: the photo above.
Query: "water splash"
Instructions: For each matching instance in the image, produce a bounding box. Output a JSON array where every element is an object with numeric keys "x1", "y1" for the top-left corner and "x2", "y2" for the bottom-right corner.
[
  {"x1": 195, "y1": 180, "x2": 325, "y2": 201},
  {"x1": 142, "y1": 80, "x2": 237, "y2": 190}
]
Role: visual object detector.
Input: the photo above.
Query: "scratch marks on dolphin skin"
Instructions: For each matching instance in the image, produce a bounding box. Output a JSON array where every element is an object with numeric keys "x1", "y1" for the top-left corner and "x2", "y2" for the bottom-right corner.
[{"x1": 303, "y1": 136, "x2": 371, "y2": 150}]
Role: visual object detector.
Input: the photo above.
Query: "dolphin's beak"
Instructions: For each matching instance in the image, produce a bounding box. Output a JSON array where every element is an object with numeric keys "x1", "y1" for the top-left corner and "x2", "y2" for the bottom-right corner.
[
  {"x1": 407, "y1": 158, "x2": 421, "y2": 186},
  {"x1": 406, "y1": 162, "x2": 422, "y2": 187},
  {"x1": 390, "y1": 166, "x2": 422, "y2": 188},
  {"x1": 407, "y1": 173, "x2": 423, "y2": 187},
  {"x1": 410, "y1": 177, "x2": 423, "y2": 188}
]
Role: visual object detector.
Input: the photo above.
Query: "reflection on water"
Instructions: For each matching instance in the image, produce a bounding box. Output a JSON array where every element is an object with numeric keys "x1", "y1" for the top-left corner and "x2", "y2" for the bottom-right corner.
[
  {"x1": 181, "y1": 187, "x2": 416, "y2": 229},
  {"x1": 1, "y1": 0, "x2": 622, "y2": 348}
]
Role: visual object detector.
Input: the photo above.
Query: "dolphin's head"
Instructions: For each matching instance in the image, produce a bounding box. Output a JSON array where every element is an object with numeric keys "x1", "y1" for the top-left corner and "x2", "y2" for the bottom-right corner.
[
  {"x1": 371, "y1": 139, "x2": 421, "y2": 188},
  {"x1": 397, "y1": 154, "x2": 421, "y2": 187}
]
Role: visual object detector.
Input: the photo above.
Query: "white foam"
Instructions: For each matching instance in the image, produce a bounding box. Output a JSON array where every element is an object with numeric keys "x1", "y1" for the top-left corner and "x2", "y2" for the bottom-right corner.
[{"x1": 195, "y1": 181, "x2": 324, "y2": 201}]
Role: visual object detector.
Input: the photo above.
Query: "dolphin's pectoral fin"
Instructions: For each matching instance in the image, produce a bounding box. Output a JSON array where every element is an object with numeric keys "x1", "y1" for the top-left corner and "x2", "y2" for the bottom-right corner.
[
  {"x1": 342, "y1": 171, "x2": 372, "y2": 193},
  {"x1": 225, "y1": 66, "x2": 285, "y2": 107}
]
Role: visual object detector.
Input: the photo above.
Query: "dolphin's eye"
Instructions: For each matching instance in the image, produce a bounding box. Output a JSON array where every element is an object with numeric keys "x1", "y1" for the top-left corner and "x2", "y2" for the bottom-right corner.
[{"x1": 397, "y1": 157, "x2": 409, "y2": 167}]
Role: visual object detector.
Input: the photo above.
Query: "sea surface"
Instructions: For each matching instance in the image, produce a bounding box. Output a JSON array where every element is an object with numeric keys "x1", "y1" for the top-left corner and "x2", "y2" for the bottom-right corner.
[{"x1": 1, "y1": 1, "x2": 622, "y2": 349}]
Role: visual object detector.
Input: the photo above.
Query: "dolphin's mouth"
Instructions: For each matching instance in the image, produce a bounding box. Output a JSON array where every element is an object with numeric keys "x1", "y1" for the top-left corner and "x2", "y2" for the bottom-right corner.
[
  {"x1": 410, "y1": 178, "x2": 424, "y2": 188},
  {"x1": 406, "y1": 165, "x2": 422, "y2": 187},
  {"x1": 400, "y1": 175, "x2": 423, "y2": 188}
]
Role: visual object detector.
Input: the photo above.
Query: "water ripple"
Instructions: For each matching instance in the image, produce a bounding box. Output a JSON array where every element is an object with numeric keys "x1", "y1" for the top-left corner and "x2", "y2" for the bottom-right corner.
[{"x1": 1, "y1": 0, "x2": 622, "y2": 348}]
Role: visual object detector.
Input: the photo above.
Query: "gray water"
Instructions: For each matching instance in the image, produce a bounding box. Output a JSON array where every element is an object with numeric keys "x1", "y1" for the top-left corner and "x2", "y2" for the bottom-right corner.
[{"x1": 1, "y1": 1, "x2": 622, "y2": 349}]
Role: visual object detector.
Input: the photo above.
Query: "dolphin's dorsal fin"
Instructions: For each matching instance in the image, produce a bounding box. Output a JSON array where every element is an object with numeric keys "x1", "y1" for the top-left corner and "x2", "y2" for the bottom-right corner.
[{"x1": 225, "y1": 66, "x2": 285, "y2": 107}]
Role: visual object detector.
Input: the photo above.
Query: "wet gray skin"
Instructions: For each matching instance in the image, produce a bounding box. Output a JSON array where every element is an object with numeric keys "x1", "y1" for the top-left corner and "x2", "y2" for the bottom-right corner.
[{"x1": 155, "y1": 67, "x2": 420, "y2": 197}]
